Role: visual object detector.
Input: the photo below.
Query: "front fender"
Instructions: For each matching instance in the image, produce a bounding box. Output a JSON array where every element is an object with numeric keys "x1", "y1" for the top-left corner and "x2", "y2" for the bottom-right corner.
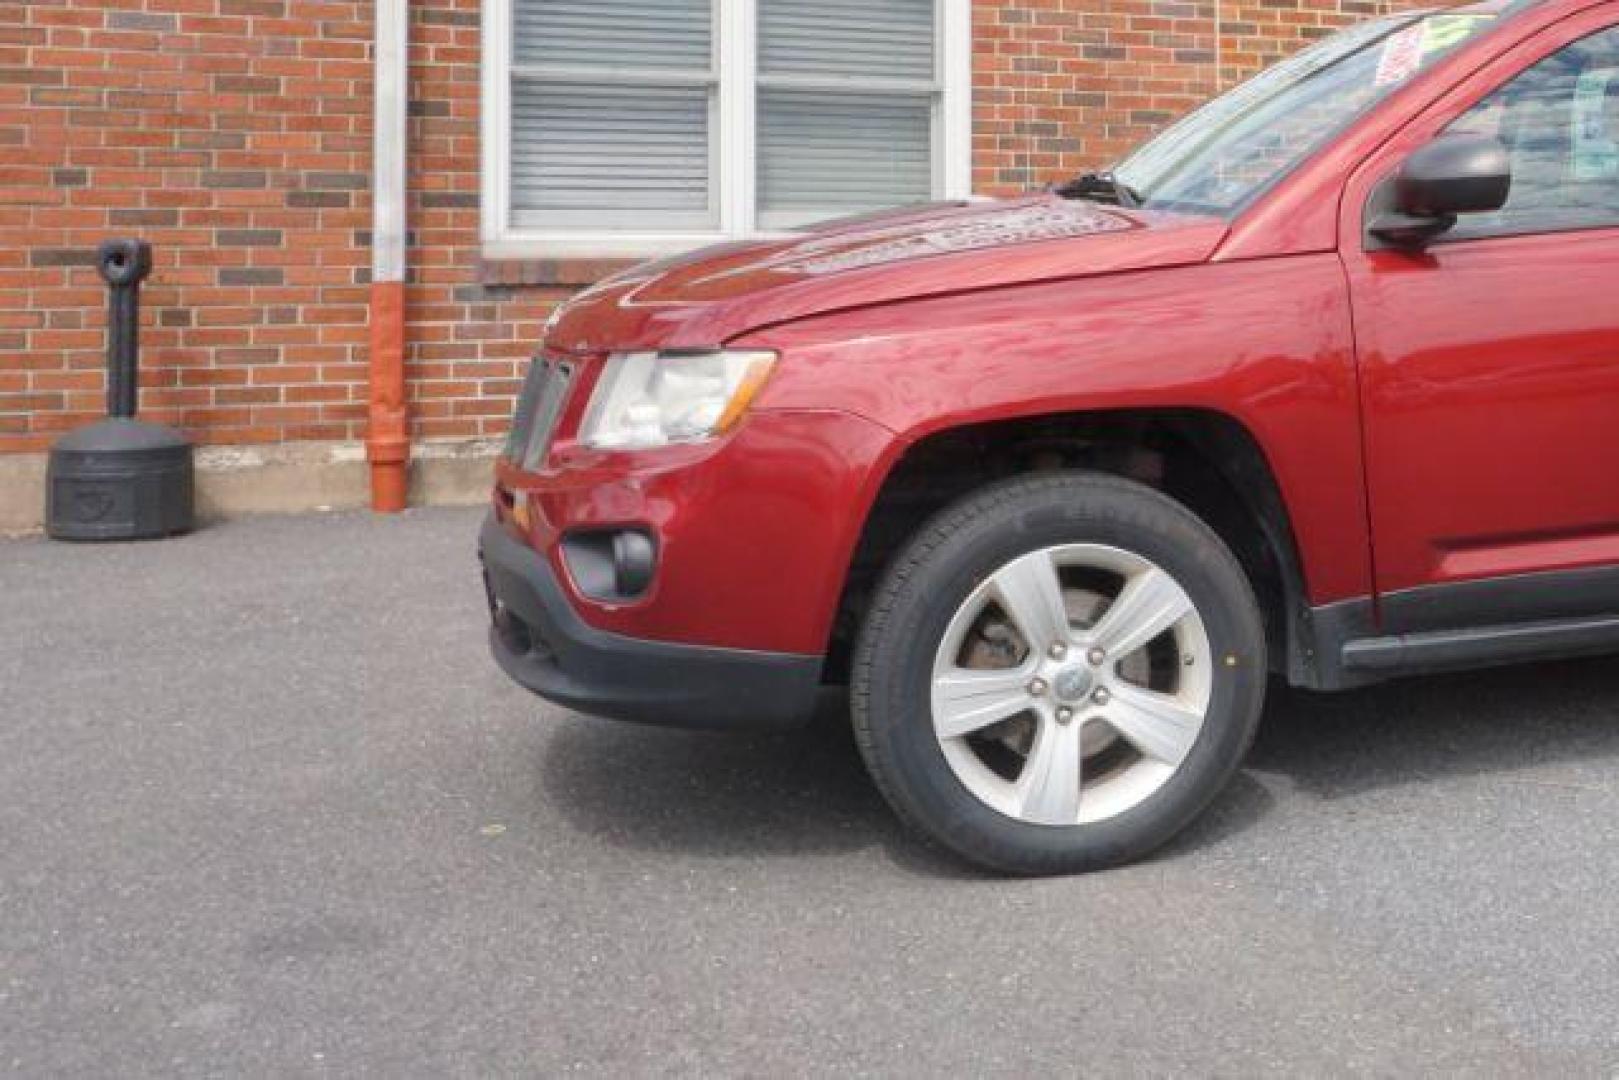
[{"x1": 740, "y1": 255, "x2": 1372, "y2": 607}]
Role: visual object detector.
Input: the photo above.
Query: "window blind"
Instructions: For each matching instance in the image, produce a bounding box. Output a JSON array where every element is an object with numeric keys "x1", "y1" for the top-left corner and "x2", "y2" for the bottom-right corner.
[
  {"x1": 499, "y1": 0, "x2": 947, "y2": 238},
  {"x1": 758, "y1": 0, "x2": 935, "y2": 81},
  {"x1": 514, "y1": 0, "x2": 712, "y2": 71},
  {"x1": 511, "y1": 82, "x2": 713, "y2": 229},
  {"x1": 758, "y1": 90, "x2": 933, "y2": 226},
  {"x1": 510, "y1": 0, "x2": 716, "y2": 231},
  {"x1": 757, "y1": 0, "x2": 938, "y2": 227}
]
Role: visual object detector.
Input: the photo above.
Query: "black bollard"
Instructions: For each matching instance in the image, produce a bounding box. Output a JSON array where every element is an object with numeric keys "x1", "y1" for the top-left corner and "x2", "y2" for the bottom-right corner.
[{"x1": 45, "y1": 239, "x2": 194, "y2": 541}]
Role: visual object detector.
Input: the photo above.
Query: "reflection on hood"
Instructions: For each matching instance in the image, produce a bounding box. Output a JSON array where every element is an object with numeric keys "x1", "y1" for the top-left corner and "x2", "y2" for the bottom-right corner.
[{"x1": 758, "y1": 202, "x2": 1133, "y2": 277}]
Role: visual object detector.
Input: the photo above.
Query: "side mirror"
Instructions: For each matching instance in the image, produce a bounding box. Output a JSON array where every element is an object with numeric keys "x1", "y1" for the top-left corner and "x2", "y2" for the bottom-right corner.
[{"x1": 1368, "y1": 134, "x2": 1512, "y2": 248}]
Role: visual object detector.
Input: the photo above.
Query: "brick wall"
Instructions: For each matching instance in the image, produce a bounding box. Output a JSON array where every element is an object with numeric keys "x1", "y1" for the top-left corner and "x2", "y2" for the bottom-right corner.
[
  {"x1": 2, "y1": 1, "x2": 374, "y2": 454},
  {"x1": 974, "y1": 0, "x2": 1222, "y2": 194},
  {"x1": 2, "y1": 0, "x2": 1411, "y2": 458}
]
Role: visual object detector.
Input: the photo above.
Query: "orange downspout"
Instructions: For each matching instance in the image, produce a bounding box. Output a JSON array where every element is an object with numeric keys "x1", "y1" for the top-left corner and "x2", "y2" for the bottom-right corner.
[
  {"x1": 367, "y1": 0, "x2": 409, "y2": 512},
  {"x1": 367, "y1": 280, "x2": 408, "y2": 511}
]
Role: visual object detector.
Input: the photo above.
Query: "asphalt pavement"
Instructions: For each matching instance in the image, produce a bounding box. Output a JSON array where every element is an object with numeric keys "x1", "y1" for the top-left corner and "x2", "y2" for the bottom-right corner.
[{"x1": 4, "y1": 507, "x2": 1619, "y2": 1076}]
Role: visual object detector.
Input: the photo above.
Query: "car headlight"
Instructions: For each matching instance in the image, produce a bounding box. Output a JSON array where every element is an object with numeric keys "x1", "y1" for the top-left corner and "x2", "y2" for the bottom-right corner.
[{"x1": 579, "y1": 350, "x2": 778, "y2": 450}]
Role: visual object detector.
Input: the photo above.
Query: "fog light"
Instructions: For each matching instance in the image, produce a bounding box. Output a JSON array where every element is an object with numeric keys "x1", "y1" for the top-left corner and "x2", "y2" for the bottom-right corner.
[
  {"x1": 610, "y1": 531, "x2": 656, "y2": 597},
  {"x1": 561, "y1": 529, "x2": 658, "y2": 602}
]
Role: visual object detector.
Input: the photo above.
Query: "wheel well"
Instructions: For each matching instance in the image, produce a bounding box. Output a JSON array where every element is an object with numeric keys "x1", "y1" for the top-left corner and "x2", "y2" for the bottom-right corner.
[{"x1": 825, "y1": 409, "x2": 1309, "y2": 684}]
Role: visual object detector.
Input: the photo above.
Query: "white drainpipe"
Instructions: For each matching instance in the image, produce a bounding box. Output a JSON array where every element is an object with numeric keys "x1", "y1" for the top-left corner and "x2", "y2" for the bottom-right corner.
[{"x1": 367, "y1": 0, "x2": 410, "y2": 511}]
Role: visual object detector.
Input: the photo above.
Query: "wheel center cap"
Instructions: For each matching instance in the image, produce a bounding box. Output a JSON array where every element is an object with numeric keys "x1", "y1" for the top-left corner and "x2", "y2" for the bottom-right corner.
[{"x1": 1051, "y1": 665, "x2": 1095, "y2": 704}]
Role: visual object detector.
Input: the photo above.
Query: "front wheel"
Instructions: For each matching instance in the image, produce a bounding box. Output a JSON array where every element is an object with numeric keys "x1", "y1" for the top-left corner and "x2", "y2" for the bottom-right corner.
[{"x1": 851, "y1": 472, "x2": 1267, "y2": 875}]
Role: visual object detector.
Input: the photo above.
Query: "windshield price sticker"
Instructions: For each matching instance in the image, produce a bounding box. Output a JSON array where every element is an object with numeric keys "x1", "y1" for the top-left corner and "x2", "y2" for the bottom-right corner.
[
  {"x1": 1375, "y1": 24, "x2": 1428, "y2": 86},
  {"x1": 1375, "y1": 15, "x2": 1494, "y2": 87}
]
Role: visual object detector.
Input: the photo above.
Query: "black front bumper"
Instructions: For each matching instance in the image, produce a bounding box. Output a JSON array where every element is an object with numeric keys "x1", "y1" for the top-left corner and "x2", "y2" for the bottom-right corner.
[{"x1": 478, "y1": 513, "x2": 822, "y2": 730}]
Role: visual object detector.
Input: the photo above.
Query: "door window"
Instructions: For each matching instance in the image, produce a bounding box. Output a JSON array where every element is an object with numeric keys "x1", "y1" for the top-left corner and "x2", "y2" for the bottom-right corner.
[{"x1": 1444, "y1": 25, "x2": 1619, "y2": 239}]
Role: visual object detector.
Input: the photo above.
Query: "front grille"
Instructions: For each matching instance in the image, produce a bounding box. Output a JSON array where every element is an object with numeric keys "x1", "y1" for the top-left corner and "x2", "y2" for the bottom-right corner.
[{"x1": 503, "y1": 357, "x2": 575, "y2": 470}]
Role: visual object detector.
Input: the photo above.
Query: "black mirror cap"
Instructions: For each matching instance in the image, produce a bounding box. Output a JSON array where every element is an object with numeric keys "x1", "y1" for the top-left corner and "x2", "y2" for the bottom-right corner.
[
  {"x1": 1397, "y1": 133, "x2": 1512, "y2": 217},
  {"x1": 1368, "y1": 134, "x2": 1511, "y2": 249}
]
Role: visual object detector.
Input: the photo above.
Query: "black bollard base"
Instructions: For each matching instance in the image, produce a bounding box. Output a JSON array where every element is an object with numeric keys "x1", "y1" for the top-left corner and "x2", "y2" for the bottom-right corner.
[{"x1": 46, "y1": 418, "x2": 194, "y2": 541}]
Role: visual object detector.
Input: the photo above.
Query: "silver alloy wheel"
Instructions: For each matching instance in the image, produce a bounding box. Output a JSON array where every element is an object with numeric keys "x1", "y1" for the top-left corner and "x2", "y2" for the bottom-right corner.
[{"x1": 930, "y1": 543, "x2": 1214, "y2": 827}]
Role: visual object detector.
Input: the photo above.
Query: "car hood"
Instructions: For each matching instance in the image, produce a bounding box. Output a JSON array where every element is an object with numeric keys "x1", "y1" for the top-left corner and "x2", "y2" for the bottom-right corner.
[{"x1": 545, "y1": 195, "x2": 1229, "y2": 353}]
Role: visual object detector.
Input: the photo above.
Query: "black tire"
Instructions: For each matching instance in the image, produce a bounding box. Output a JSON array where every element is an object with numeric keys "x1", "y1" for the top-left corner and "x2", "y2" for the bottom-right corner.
[{"x1": 851, "y1": 471, "x2": 1267, "y2": 876}]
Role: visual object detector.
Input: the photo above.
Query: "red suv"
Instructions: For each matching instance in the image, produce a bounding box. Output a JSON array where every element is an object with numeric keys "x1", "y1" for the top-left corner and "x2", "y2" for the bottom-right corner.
[{"x1": 482, "y1": 0, "x2": 1619, "y2": 874}]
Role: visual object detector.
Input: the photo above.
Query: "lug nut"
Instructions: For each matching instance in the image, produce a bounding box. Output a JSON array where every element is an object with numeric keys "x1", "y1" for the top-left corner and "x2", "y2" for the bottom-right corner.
[
  {"x1": 1087, "y1": 647, "x2": 1106, "y2": 666},
  {"x1": 1029, "y1": 678, "x2": 1049, "y2": 696},
  {"x1": 1092, "y1": 687, "x2": 1111, "y2": 706},
  {"x1": 1055, "y1": 706, "x2": 1074, "y2": 724},
  {"x1": 1048, "y1": 642, "x2": 1068, "y2": 660}
]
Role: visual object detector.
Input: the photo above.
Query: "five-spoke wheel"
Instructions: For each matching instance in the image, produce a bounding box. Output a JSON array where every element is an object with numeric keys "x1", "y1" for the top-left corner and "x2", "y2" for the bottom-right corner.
[
  {"x1": 931, "y1": 543, "x2": 1212, "y2": 827},
  {"x1": 853, "y1": 471, "x2": 1267, "y2": 875}
]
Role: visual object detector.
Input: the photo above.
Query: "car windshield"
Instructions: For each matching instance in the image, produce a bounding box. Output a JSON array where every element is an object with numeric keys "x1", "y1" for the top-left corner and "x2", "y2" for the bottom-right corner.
[{"x1": 1111, "y1": 6, "x2": 1505, "y2": 216}]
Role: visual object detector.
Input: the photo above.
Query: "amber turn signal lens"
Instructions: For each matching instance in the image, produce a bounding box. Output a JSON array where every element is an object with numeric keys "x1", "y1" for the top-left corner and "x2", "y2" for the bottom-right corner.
[{"x1": 713, "y1": 355, "x2": 778, "y2": 435}]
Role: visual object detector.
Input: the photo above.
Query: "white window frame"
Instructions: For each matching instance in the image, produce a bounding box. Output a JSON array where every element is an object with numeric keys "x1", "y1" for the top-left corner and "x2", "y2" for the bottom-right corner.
[{"x1": 481, "y1": 0, "x2": 973, "y2": 260}]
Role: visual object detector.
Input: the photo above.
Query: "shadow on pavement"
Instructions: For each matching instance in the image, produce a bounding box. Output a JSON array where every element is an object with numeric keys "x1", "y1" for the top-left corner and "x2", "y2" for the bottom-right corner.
[
  {"x1": 537, "y1": 654, "x2": 1619, "y2": 874},
  {"x1": 1249, "y1": 653, "x2": 1619, "y2": 799},
  {"x1": 537, "y1": 691, "x2": 975, "y2": 876}
]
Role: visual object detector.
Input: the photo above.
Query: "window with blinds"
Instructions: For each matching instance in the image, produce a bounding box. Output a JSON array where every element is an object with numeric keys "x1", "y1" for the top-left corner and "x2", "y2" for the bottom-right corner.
[
  {"x1": 757, "y1": 0, "x2": 938, "y2": 229},
  {"x1": 509, "y1": 0, "x2": 718, "y2": 232},
  {"x1": 490, "y1": 0, "x2": 963, "y2": 249}
]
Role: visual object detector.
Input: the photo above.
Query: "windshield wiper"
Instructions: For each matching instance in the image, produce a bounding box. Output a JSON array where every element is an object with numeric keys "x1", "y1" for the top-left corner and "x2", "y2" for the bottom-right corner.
[{"x1": 1052, "y1": 171, "x2": 1141, "y2": 208}]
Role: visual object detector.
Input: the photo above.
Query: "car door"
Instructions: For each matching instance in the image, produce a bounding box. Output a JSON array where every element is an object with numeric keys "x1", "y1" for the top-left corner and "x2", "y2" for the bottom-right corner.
[{"x1": 1341, "y1": 7, "x2": 1619, "y2": 633}]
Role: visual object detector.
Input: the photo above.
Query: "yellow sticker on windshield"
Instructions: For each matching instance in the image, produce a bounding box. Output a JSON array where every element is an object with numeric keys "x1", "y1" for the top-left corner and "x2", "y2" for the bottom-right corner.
[{"x1": 1422, "y1": 14, "x2": 1492, "y2": 57}]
